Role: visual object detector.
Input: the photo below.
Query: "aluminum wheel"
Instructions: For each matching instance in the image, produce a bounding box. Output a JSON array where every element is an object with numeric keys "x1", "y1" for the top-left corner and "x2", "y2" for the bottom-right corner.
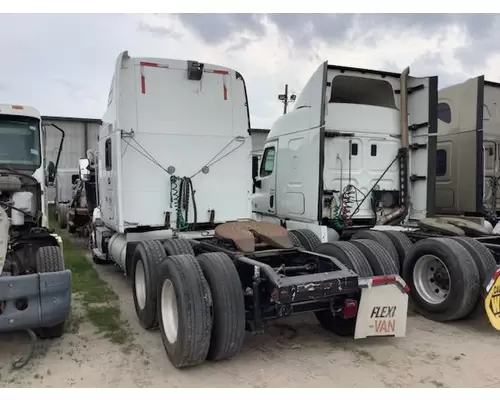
[
  {"x1": 134, "y1": 261, "x2": 146, "y2": 310},
  {"x1": 161, "y1": 279, "x2": 179, "y2": 344},
  {"x1": 413, "y1": 254, "x2": 451, "y2": 305}
]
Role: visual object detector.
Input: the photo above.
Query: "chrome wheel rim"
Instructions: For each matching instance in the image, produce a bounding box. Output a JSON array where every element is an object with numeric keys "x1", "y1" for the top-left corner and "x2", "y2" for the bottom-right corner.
[
  {"x1": 161, "y1": 279, "x2": 179, "y2": 344},
  {"x1": 135, "y1": 261, "x2": 146, "y2": 310},
  {"x1": 413, "y1": 254, "x2": 451, "y2": 305}
]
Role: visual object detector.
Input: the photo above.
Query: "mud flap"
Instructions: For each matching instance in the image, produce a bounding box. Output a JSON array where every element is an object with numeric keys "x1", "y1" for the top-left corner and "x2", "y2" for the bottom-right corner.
[{"x1": 354, "y1": 276, "x2": 409, "y2": 339}]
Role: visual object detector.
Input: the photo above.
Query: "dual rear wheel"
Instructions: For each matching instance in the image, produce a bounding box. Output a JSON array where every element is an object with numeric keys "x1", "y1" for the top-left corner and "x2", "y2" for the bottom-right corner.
[
  {"x1": 402, "y1": 236, "x2": 497, "y2": 322},
  {"x1": 131, "y1": 239, "x2": 245, "y2": 368}
]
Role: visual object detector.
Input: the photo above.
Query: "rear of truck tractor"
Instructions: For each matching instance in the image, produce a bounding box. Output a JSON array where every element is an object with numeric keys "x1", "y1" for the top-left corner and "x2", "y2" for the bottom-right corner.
[{"x1": 127, "y1": 220, "x2": 409, "y2": 369}]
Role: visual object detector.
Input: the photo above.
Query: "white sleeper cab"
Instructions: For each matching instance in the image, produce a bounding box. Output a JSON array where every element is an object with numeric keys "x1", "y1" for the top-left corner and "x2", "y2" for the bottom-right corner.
[
  {"x1": 83, "y1": 52, "x2": 411, "y2": 370},
  {"x1": 251, "y1": 61, "x2": 500, "y2": 333}
]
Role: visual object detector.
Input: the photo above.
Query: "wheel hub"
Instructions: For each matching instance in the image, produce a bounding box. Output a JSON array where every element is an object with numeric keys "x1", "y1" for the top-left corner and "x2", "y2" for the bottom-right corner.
[{"x1": 413, "y1": 254, "x2": 451, "y2": 305}]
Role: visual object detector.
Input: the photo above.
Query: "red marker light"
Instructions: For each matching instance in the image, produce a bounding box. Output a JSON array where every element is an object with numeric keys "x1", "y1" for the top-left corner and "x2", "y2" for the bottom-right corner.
[{"x1": 343, "y1": 299, "x2": 358, "y2": 319}]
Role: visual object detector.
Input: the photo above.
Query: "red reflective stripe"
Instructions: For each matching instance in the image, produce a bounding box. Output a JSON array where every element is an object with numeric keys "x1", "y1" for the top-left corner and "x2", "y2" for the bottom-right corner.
[
  {"x1": 140, "y1": 61, "x2": 159, "y2": 67},
  {"x1": 212, "y1": 69, "x2": 229, "y2": 75},
  {"x1": 372, "y1": 276, "x2": 397, "y2": 285},
  {"x1": 141, "y1": 74, "x2": 146, "y2": 94},
  {"x1": 494, "y1": 269, "x2": 500, "y2": 281}
]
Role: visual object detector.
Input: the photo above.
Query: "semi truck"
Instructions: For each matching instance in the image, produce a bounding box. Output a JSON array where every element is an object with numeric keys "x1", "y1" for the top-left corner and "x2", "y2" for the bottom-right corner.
[
  {"x1": 57, "y1": 156, "x2": 97, "y2": 236},
  {"x1": 252, "y1": 62, "x2": 500, "y2": 328},
  {"x1": 0, "y1": 104, "x2": 71, "y2": 340},
  {"x1": 84, "y1": 51, "x2": 410, "y2": 369},
  {"x1": 435, "y1": 75, "x2": 500, "y2": 225}
]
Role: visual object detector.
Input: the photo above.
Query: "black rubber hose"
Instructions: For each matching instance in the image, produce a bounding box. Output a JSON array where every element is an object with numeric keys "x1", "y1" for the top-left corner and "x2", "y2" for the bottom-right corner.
[{"x1": 188, "y1": 177, "x2": 198, "y2": 231}]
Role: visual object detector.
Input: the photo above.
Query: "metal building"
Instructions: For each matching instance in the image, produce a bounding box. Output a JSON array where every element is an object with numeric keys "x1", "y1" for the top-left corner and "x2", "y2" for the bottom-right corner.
[
  {"x1": 250, "y1": 128, "x2": 270, "y2": 157},
  {"x1": 42, "y1": 115, "x2": 101, "y2": 204}
]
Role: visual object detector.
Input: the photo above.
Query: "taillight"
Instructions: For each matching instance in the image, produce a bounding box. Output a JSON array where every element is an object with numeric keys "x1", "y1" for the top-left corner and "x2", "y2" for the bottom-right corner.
[{"x1": 343, "y1": 299, "x2": 358, "y2": 319}]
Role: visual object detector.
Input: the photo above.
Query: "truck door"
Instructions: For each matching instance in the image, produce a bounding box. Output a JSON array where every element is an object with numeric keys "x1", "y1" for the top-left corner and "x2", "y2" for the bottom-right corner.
[
  {"x1": 252, "y1": 141, "x2": 278, "y2": 216},
  {"x1": 458, "y1": 76, "x2": 485, "y2": 214},
  {"x1": 484, "y1": 139, "x2": 497, "y2": 214},
  {"x1": 436, "y1": 76, "x2": 484, "y2": 215},
  {"x1": 406, "y1": 74, "x2": 438, "y2": 220}
]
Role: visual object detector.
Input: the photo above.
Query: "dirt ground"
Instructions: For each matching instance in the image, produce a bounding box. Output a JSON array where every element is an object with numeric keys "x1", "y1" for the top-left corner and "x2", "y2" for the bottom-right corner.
[{"x1": 2, "y1": 249, "x2": 500, "y2": 388}]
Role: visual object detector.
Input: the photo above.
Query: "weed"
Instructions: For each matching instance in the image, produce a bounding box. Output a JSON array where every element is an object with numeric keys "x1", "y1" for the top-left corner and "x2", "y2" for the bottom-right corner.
[{"x1": 48, "y1": 208, "x2": 132, "y2": 346}]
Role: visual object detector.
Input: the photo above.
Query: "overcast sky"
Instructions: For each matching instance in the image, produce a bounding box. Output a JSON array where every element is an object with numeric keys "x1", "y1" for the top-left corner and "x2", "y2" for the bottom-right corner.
[{"x1": 0, "y1": 13, "x2": 498, "y2": 128}]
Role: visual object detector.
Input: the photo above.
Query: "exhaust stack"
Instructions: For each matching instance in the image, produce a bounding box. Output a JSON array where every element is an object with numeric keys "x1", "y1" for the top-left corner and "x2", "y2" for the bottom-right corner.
[
  {"x1": 379, "y1": 66, "x2": 410, "y2": 225},
  {"x1": 400, "y1": 66, "x2": 410, "y2": 150}
]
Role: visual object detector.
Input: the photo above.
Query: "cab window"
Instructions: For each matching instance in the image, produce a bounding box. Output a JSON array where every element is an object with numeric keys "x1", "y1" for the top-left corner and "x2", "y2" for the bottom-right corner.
[{"x1": 260, "y1": 147, "x2": 275, "y2": 177}]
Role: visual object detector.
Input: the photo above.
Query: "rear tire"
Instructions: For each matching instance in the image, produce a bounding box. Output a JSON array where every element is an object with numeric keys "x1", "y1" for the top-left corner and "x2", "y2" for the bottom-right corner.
[
  {"x1": 351, "y1": 230, "x2": 399, "y2": 268},
  {"x1": 132, "y1": 240, "x2": 167, "y2": 330},
  {"x1": 288, "y1": 231, "x2": 303, "y2": 247},
  {"x1": 381, "y1": 231, "x2": 414, "y2": 273},
  {"x1": 37, "y1": 322, "x2": 66, "y2": 339},
  {"x1": 313, "y1": 241, "x2": 373, "y2": 336},
  {"x1": 450, "y1": 236, "x2": 497, "y2": 289},
  {"x1": 288, "y1": 229, "x2": 322, "y2": 251},
  {"x1": 162, "y1": 238, "x2": 195, "y2": 256},
  {"x1": 34, "y1": 246, "x2": 66, "y2": 339},
  {"x1": 315, "y1": 241, "x2": 373, "y2": 277},
  {"x1": 350, "y1": 239, "x2": 399, "y2": 276},
  {"x1": 57, "y1": 203, "x2": 68, "y2": 230},
  {"x1": 402, "y1": 237, "x2": 480, "y2": 322},
  {"x1": 36, "y1": 246, "x2": 65, "y2": 273},
  {"x1": 197, "y1": 252, "x2": 245, "y2": 361},
  {"x1": 157, "y1": 255, "x2": 213, "y2": 369}
]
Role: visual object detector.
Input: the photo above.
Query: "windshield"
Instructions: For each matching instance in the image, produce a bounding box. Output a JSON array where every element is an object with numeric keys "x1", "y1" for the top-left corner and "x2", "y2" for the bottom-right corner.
[{"x1": 0, "y1": 116, "x2": 41, "y2": 169}]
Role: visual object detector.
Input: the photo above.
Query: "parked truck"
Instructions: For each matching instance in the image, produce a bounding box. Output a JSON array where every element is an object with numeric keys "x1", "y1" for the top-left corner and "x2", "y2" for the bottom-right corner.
[
  {"x1": 252, "y1": 62, "x2": 500, "y2": 328},
  {"x1": 57, "y1": 156, "x2": 97, "y2": 236},
  {"x1": 435, "y1": 76, "x2": 500, "y2": 225},
  {"x1": 54, "y1": 169, "x2": 79, "y2": 229},
  {"x1": 84, "y1": 51, "x2": 410, "y2": 369},
  {"x1": 0, "y1": 104, "x2": 71, "y2": 340}
]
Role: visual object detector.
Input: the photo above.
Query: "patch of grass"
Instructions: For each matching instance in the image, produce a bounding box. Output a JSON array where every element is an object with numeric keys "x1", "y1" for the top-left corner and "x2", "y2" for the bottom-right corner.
[
  {"x1": 61, "y1": 233, "x2": 118, "y2": 306},
  {"x1": 86, "y1": 306, "x2": 130, "y2": 345},
  {"x1": 48, "y1": 207, "x2": 132, "y2": 346}
]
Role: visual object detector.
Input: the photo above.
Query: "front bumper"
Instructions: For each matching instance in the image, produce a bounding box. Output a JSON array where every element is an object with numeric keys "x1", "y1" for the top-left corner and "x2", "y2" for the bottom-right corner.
[{"x1": 0, "y1": 270, "x2": 72, "y2": 332}]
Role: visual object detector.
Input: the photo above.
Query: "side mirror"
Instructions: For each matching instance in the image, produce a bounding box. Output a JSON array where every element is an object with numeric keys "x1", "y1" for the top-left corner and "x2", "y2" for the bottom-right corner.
[
  {"x1": 79, "y1": 158, "x2": 91, "y2": 182},
  {"x1": 252, "y1": 155, "x2": 262, "y2": 192},
  {"x1": 46, "y1": 161, "x2": 56, "y2": 186},
  {"x1": 42, "y1": 122, "x2": 65, "y2": 181}
]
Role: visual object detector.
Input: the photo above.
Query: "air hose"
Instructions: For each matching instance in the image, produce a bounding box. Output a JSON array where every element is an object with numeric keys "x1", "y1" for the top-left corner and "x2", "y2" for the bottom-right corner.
[{"x1": 170, "y1": 176, "x2": 197, "y2": 231}]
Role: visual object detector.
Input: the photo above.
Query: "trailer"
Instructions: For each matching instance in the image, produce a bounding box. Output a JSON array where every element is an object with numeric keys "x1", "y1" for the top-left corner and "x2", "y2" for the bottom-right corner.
[
  {"x1": 0, "y1": 104, "x2": 72, "y2": 345},
  {"x1": 86, "y1": 51, "x2": 410, "y2": 369},
  {"x1": 251, "y1": 62, "x2": 500, "y2": 329}
]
